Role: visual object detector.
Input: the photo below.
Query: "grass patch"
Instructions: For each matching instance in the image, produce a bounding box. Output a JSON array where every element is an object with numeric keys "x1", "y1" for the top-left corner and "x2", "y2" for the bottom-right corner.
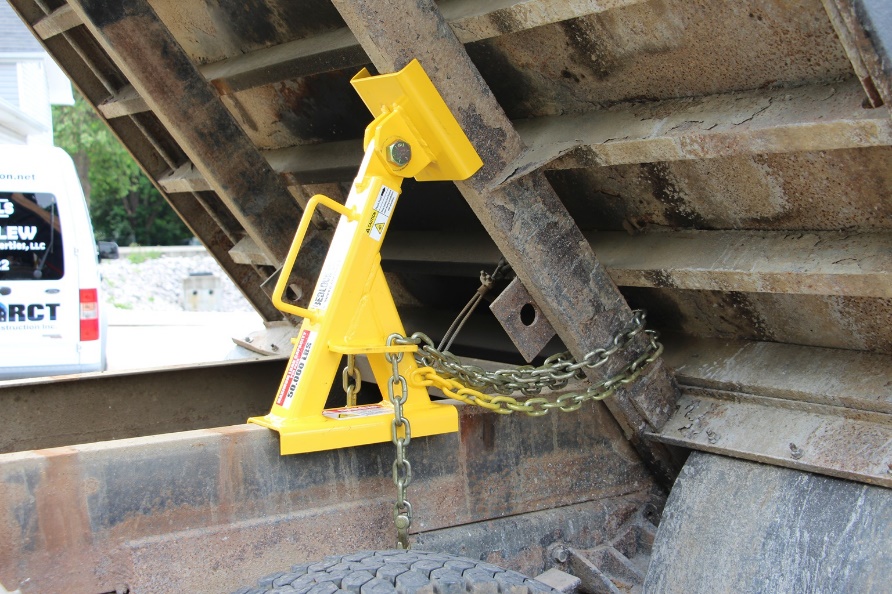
[{"x1": 127, "y1": 250, "x2": 162, "y2": 264}]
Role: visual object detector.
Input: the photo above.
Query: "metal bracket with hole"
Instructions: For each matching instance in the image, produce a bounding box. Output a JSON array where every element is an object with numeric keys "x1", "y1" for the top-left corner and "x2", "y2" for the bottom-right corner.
[{"x1": 490, "y1": 277, "x2": 557, "y2": 362}]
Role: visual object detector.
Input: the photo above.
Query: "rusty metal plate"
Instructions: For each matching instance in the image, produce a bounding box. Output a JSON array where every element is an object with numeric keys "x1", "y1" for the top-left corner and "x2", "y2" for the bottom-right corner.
[
  {"x1": 648, "y1": 388, "x2": 892, "y2": 488},
  {"x1": 490, "y1": 277, "x2": 558, "y2": 362}
]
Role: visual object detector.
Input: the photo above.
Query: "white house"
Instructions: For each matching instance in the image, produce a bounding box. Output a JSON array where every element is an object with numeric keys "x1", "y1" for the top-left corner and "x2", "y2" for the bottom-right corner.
[{"x1": 0, "y1": 1, "x2": 73, "y2": 145}]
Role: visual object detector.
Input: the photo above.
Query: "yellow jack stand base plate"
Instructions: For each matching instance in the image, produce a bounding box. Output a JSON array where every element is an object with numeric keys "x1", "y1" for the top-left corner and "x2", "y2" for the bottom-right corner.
[{"x1": 249, "y1": 401, "x2": 459, "y2": 455}]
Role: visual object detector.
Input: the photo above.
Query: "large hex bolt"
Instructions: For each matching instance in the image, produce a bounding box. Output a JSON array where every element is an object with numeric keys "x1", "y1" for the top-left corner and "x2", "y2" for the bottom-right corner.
[{"x1": 386, "y1": 140, "x2": 412, "y2": 168}]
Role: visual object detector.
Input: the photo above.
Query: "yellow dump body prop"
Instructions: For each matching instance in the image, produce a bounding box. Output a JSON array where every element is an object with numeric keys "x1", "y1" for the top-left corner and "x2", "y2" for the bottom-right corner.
[{"x1": 249, "y1": 59, "x2": 482, "y2": 455}]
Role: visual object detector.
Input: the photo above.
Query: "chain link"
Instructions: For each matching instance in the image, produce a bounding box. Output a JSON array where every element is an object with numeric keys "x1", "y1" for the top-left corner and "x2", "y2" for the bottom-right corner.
[
  {"x1": 395, "y1": 310, "x2": 662, "y2": 416},
  {"x1": 341, "y1": 354, "x2": 361, "y2": 407},
  {"x1": 385, "y1": 334, "x2": 413, "y2": 550}
]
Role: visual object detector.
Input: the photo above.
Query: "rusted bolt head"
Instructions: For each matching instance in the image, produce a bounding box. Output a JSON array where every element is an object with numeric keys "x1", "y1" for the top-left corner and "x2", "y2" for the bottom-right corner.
[
  {"x1": 386, "y1": 140, "x2": 412, "y2": 168},
  {"x1": 550, "y1": 545, "x2": 570, "y2": 563}
]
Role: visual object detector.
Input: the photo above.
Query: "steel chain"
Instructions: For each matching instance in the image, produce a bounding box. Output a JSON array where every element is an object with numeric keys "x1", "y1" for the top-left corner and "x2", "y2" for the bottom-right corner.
[
  {"x1": 393, "y1": 310, "x2": 662, "y2": 416},
  {"x1": 372, "y1": 312, "x2": 659, "y2": 548},
  {"x1": 385, "y1": 334, "x2": 413, "y2": 550}
]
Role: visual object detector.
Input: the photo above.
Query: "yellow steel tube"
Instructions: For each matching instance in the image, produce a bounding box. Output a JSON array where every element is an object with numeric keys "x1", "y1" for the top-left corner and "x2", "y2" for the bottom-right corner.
[{"x1": 271, "y1": 194, "x2": 359, "y2": 322}]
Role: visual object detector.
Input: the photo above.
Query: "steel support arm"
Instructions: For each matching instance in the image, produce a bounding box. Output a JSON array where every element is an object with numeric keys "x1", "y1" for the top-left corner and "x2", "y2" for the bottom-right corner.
[{"x1": 331, "y1": 0, "x2": 682, "y2": 482}]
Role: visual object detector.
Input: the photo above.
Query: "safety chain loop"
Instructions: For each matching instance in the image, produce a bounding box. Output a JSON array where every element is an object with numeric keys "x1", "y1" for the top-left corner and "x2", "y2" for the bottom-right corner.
[
  {"x1": 341, "y1": 354, "x2": 362, "y2": 407},
  {"x1": 385, "y1": 334, "x2": 413, "y2": 550},
  {"x1": 403, "y1": 310, "x2": 662, "y2": 416}
]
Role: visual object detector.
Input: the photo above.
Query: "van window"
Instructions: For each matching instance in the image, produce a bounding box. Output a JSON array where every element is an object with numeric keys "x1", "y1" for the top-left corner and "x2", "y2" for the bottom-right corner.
[{"x1": 0, "y1": 192, "x2": 65, "y2": 281}]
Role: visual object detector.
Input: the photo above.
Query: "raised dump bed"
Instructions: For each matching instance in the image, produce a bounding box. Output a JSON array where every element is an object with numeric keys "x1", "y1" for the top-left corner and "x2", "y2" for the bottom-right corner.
[{"x1": 2, "y1": 0, "x2": 891, "y2": 592}]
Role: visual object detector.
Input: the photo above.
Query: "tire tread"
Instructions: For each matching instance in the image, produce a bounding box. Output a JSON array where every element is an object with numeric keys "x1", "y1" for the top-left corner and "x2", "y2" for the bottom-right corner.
[{"x1": 233, "y1": 550, "x2": 560, "y2": 594}]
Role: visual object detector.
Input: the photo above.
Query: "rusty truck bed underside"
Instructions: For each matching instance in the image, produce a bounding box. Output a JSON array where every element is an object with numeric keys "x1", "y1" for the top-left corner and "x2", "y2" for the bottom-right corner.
[{"x1": 2, "y1": 0, "x2": 891, "y2": 592}]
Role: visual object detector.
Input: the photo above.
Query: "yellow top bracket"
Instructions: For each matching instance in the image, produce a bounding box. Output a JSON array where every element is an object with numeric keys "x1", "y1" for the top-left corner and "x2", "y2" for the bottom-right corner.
[{"x1": 351, "y1": 59, "x2": 482, "y2": 182}]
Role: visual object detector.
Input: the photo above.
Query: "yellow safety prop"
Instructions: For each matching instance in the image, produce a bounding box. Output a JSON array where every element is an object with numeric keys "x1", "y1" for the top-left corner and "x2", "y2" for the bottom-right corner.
[{"x1": 249, "y1": 59, "x2": 482, "y2": 455}]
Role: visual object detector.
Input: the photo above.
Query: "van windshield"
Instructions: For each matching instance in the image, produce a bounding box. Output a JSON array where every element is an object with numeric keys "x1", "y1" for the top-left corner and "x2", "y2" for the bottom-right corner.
[{"x1": 0, "y1": 192, "x2": 64, "y2": 281}]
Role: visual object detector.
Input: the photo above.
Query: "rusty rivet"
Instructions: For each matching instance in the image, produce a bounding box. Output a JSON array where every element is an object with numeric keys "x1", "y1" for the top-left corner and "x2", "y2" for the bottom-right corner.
[{"x1": 386, "y1": 140, "x2": 412, "y2": 168}]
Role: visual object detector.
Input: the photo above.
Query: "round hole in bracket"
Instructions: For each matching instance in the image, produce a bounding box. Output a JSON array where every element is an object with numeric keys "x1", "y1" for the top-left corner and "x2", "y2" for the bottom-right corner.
[{"x1": 520, "y1": 303, "x2": 537, "y2": 326}]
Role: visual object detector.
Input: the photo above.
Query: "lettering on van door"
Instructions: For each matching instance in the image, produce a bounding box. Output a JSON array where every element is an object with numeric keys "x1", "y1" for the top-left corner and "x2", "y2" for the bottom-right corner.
[
  {"x1": 0, "y1": 302, "x2": 60, "y2": 330},
  {"x1": 0, "y1": 198, "x2": 13, "y2": 218},
  {"x1": 0, "y1": 225, "x2": 41, "y2": 251}
]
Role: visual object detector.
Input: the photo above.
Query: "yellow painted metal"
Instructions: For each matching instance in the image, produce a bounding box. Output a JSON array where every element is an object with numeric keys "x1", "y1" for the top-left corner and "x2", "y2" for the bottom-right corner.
[
  {"x1": 351, "y1": 59, "x2": 482, "y2": 182},
  {"x1": 249, "y1": 59, "x2": 482, "y2": 455}
]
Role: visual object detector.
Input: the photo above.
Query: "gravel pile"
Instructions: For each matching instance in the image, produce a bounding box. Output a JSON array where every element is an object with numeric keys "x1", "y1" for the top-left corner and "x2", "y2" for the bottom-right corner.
[{"x1": 99, "y1": 252, "x2": 255, "y2": 312}]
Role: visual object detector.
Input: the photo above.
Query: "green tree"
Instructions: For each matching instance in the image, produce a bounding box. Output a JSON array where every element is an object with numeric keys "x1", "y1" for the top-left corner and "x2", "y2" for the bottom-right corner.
[{"x1": 52, "y1": 91, "x2": 191, "y2": 245}]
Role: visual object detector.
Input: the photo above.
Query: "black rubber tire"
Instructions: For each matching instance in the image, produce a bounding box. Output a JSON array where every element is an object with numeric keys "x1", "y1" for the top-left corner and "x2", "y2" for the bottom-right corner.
[{"x1": 231, "y1": 550, "x2": 560, "y2": 594}]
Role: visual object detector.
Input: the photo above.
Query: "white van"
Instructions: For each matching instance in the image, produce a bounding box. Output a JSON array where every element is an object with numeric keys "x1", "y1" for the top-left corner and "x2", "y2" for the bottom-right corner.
[{"x1": 0, "y1": 145, "x2": 110, "y2": 379}]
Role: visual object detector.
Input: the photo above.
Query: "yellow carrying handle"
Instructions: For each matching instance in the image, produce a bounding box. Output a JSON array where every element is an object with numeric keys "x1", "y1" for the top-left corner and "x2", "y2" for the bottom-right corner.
[{"x1": 272, "y1": 194, "x2": 359, "y2": 322}]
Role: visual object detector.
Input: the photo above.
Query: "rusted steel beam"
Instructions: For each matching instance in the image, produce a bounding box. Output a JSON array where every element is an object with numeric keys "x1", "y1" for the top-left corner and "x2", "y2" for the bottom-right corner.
[
  {"x1": 158, "y1": 140, "x2": 364, "y2": 194},
  {"x1": 0, "y1": 405, "x2": 654, "y2": 593},
  {"x1": 32, "y1": 4, "x2": 80, "y2": 40},
  {"x1": 97, "y1": 0, "x2": 646, "y2": 119},
  {"x1": 384, "y1": 230, "x2": 892, "y2": 299},
  {"x1": 591, "y1": 230, "x2": 892, "y2": 298},
  {"x1": 821, "y1": 0, "x2": 884, "y2": 107},
  {"x1": 96, "y1": 83, "x2": 147, "y2": 119},
  {"x1": 524, "y1": 79, "x2": 892, "y2": 174},
  {"x1": 0, "y1": 358, "x2": 287, "y2": 454},
  {"x1": 825, "y1": 0, "x2": 892, "y2": 111},
  {"x1": 65, "y1": 0, "x2": 305, "y2": 268},
  {"x1": 663, "y1": 336, "x2": 892, "y2": 415},
  {"x1": 648, "y1": 389, "x2": 892, "y2": 488},
  {"x1": 330, "y1": 0, "x2": 681, "y2": 483},
  {"x1": 439, "y1": 0, "x2": 646, "y2": 44}
]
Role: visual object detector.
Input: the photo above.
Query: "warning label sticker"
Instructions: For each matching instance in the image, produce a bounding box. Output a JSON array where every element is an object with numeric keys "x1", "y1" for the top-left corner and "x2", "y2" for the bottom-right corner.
[
  {"x1": 322, "y1": 403, "x2": 394, "y2": 419},
  {"x1": 275, "y1": 329, "x2": 316, "y2": 409},
  {"x1": 364, "y1": 185, "x2": 398, "y2": 242}
]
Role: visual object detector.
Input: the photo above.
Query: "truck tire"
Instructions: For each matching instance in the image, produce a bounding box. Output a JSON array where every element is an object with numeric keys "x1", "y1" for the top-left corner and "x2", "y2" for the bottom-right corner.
[{"x1": 231, "y1": 550, "x2": 560, "y2": 594}]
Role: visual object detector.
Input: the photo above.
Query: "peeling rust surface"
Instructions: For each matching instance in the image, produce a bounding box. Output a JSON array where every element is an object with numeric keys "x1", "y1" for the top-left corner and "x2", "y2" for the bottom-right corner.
[
  {"x1": 223, "y1": 70, "x2": 371, "y2": 150},
  {"x1": 467, "y1": 0, "x2": 852, "y2": 120},
  {"x1": 551, "y1": 146, "x2": 892, "y2": 233},
  {"x1": 149, "y1": 0, "x2": 346, "y2": 65}
]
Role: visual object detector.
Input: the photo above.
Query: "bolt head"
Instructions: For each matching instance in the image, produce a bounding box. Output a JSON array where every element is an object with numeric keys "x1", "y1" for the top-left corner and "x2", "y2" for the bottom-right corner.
[
  {"x1": 551, "y1": 545, "x2": 570, "y2": 563},
  {"x1": 386, "y1": 140, "x2": 412, "y2": 168}
]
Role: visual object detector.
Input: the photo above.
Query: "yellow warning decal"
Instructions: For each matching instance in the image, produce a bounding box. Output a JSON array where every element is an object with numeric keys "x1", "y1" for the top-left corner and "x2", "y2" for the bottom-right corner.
[{"x1": 365, "y1": 185, "x2": 398, "y2": 241}]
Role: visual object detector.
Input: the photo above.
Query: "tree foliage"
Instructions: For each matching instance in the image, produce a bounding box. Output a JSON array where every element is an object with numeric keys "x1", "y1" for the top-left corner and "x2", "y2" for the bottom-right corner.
[{"x1": 52, "y1": 91, "x2": 191, "y2": 245}]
